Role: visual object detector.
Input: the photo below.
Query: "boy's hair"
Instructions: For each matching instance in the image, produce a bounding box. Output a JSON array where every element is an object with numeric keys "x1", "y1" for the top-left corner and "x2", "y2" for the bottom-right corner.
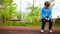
[{"x1": 44, "y1": 1, "x2": 50, "y2": 6}]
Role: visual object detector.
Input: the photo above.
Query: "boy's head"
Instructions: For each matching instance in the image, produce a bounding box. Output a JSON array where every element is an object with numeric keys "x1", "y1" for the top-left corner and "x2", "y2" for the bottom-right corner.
[{"x1": 44, "y1": 1, "x2": 50, "y2": 9}]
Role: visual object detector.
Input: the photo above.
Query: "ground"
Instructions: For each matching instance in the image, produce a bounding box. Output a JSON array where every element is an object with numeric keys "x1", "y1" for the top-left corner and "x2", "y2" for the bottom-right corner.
[{"x1": 0, "y1": 26, "x2": 60, "y2": 34}]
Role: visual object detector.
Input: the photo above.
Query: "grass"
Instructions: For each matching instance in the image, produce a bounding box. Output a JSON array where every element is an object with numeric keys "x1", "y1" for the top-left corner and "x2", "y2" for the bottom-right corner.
[{"x1": 0, "y1": 21, "x2": 60, "y2": 28}]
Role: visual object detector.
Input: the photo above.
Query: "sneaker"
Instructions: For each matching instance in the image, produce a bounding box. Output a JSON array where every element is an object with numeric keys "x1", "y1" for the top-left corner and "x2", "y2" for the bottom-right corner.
[
  {"x1": 40, "y1": 29, "x2": 44, "y2": 33},
  {"x1": 49, "y1": 30, "x2": 53, "y2": 33}
]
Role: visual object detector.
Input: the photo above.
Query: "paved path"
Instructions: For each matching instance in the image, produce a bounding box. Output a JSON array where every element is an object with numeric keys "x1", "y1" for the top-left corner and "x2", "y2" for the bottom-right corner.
[{"x1": 0, "y1": 26, "x2": 60, "y2": 34}]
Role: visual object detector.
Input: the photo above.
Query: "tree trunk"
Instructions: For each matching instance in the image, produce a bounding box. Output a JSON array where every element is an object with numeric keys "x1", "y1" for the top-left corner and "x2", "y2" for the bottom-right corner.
[{"x1": 1, "y1": 15, "x2": 6, "y2": 23}]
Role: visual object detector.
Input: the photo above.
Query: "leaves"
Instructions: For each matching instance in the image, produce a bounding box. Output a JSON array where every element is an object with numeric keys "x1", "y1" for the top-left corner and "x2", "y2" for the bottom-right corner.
[
  {"x1": 0, "y1": 0, "x2": 17, "y2": 16},
  {"x1": 25, "y1": 2, "x2": 40, "y2": 22}
]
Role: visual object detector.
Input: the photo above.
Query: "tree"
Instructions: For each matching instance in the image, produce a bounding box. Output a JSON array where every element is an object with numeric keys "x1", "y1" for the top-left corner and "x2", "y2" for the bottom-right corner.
[
  {"x1": 0, "y1": 0, "x2": 17, "y2": 23},
  {"x1": 25, "y1": 0, "x2": 40, "y2": 23},
  {"x1": 50, "y1": 0, "x2": 55, "y2": 8}
]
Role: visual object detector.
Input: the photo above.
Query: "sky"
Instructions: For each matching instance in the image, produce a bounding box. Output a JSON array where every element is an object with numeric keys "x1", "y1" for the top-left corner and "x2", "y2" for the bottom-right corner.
[{"x1": 13, "y1": 0, "x2": 60, "y2": 18}]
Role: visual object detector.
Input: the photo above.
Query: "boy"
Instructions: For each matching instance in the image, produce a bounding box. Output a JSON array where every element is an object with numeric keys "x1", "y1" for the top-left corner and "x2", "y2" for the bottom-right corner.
[{"x1": 41, "y1": 1, "x2": 53, "y2": 33}]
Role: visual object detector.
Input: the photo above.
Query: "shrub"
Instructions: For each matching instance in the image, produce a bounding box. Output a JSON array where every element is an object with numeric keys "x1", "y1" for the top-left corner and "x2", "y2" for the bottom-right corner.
[{"x1": 55, "y1": 16, "x2": 60, "y2": 24}]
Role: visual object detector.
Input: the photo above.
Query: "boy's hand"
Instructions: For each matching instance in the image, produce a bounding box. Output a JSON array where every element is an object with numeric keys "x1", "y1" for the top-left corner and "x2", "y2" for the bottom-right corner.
[
  {"x1": 47, "y1": 18, "x2": 50, "y2": 20},
  {"x1": 45, "y1": 18, "x2": 48, "y2": 20},
  {"x1": 45, "y1": 18, "x2": 50, "y2": 20}
]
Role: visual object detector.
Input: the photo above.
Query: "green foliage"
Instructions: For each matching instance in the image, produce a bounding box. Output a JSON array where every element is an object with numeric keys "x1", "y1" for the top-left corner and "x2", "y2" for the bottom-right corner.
[
  {"x1": 1, "y1": 0, "x2": 17, "y2": 16},
  {"x1": 14, "y1": 12, "x2": 21, "y2": 19},
  {"x1": 55, "y1": 16, "x2": 60, "y2": 24},
  {"x1": 25, "y1": 2, "x2": 40, "y2": 22},
  {"x1": 0, "y1": 0, "x2": 3, "y2": 4},
  {"x1": 0, "y1": 22, "x2": 60, "y2": 28},
  {"x1": 0, "y1": 0, "x2": 17, "y2": 22}
]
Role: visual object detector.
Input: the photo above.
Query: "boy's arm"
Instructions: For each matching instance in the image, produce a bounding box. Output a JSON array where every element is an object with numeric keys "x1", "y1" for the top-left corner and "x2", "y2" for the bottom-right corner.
[
  {"x1": 49, "y1": 9, "x2": 52, "y2": 19},
  {"x1": 41, "y1": 8, "x2": 45, "y2": 18}
]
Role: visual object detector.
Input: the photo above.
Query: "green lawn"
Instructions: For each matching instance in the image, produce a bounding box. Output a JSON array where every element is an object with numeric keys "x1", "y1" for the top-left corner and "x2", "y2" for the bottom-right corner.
[{"x1": 0, "y1": 21, "x2": 60, "y2": 28}]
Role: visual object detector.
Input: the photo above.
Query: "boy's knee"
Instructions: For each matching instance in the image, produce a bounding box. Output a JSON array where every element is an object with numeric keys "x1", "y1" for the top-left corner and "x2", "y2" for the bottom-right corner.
[
  {"x1": 42, "y1": 19, "x2": 46, "y2": 22},
  {"x1": 46, "y1": 19, "x2": 52, "y2": 22}
]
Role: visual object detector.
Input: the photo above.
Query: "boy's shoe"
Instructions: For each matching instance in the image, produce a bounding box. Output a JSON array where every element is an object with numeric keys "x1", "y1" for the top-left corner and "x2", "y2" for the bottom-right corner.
[
  {"x1": 49, "y1": 30, "x2": 53, "y2": 33},
  {"x1": 40, "y1": 29, "x2": 44, "y2": 33}
]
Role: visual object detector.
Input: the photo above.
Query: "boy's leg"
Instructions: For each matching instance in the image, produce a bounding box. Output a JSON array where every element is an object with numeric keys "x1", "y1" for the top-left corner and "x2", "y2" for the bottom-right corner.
[
  {"x1": 48, "y1": 19, "x2": 52, "y2": 30},
  {"x1": 41, "y1": 19, "x2": 46, "y2": 32},
  {"x1": 41, "y1": 19, "x2": 46, "y2": 29},
  {"x1": 48, "y1": 19, "x2": 53, "y2": 32}
]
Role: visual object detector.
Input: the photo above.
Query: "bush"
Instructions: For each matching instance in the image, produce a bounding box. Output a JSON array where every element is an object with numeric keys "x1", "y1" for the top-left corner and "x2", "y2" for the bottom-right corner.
[{"x1": 55, "y1": 16, "x2": 60, "y2": 24}]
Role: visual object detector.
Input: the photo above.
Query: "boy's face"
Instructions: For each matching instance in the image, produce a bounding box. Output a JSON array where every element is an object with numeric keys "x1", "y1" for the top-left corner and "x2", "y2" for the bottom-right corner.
[{"x1": 45, "y1": 5, "x2": 49, "y2": 9}]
